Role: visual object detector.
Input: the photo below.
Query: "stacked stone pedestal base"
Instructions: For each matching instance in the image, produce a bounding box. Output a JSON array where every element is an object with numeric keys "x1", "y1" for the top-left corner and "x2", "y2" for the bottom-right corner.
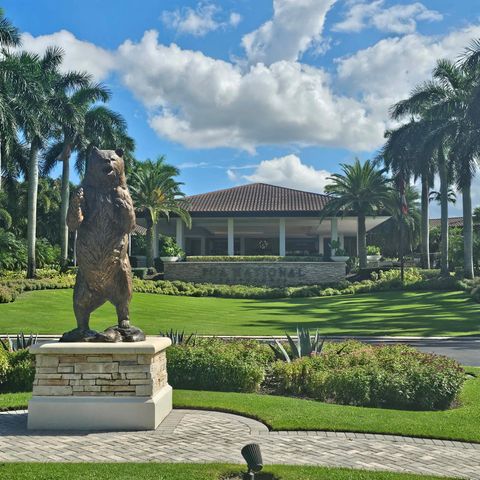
[{"x1": 28, "y1": 337, "x2": 172, "y2": 431}]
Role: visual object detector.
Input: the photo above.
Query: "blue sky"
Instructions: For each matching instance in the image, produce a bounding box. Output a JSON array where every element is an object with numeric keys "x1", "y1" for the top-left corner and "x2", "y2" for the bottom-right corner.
[{"x1": 4, "y1": 0, "x2": 480, "y2": 216}]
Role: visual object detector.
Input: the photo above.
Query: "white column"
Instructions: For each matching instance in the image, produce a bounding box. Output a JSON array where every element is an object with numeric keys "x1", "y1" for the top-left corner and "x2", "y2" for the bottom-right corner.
[
  {"x1": 200, "y1": 237, "x2": 206, "y2": 256},
  {"x1": 279, "y1": 218, "x2": 286, "y2": 256},
  {"x1": 176, "y1": 218, "x2": 184, "y2": 250},
  {"x1": 153, "y1": 223, "x2": 159, "y2": 258},
  {"x1": 128, "y1": 234, "x2": 132, "y2": 256},
  {"x1": 227, "y1": 218, "x2": 234, "y2": 256},
  {"x1": 339, "y1": 234, "x2": 345, "y2": 249},
  {"x1": 330, "y1": 217, "x2": 338, "y2": 255},
  {"x1": 318, "y1": 235, "x2": 324, "y2": 255}
]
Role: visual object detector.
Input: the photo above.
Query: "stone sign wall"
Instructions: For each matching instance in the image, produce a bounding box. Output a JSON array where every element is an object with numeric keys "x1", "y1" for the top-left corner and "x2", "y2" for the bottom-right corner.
[{"x1": 164, "y1": 261, "x2": 346, "y2": 287}]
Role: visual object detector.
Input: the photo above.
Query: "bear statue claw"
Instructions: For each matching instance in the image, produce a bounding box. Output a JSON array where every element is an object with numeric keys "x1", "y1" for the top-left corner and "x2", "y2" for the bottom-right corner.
[
  {"x1": 59, "y1": 328, "x2": 99, "y2": 343},
  {"x1": 60, "y1": 325, "x2": 145, "y2": 343},
  {"x1": 93, "y1": 325, "x2": 146, "y2": 343}
]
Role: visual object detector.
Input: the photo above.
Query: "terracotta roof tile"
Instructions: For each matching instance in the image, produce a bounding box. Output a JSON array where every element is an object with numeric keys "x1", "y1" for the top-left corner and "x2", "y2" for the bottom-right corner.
[
  {"x1": 429, "y1": 217, "x2": 464, "y2": 228},
  {"x1": 183, "y1": 183, "x2": 331, "y2": 215}
]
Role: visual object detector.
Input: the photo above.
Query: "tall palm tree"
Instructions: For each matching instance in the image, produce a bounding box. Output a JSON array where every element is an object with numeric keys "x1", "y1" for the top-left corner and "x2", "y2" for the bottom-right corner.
[
  {"x1": 385, "y1": 185, "x2": 422, "y2": 256},
  {"x1": 379, "y1": 120, "x2": 436, "y2": 269},
  {"x1": 14, "y1": 47, "x2": 90, "y2": 277},
  {"x1": 0, "y1": 9, "x2": 22, "y2": 192},
  {"x1": 322, "y1": 159, "x2": 391, "y2": 269},
  {"x1": 129, "y1": 157, "x2": 191, "y2": 267},
  {"x1": 390, "y1": 73, "x2": 458, "y2": 276},
  {"x1": 42, "y1": 80, "x2": 111, "y2": 267}
]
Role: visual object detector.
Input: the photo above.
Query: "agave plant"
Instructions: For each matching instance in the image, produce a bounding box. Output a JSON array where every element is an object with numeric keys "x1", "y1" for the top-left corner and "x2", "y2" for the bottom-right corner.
[
  {"x1": 159, "y1": 329, "x2": 196, "y2": 346},
  {"x1": 0, "y1": 332, "x2": 38, "y2": 352},
  {"x1": 269, "y1": 327, "x2": 325, "y2": 363}
]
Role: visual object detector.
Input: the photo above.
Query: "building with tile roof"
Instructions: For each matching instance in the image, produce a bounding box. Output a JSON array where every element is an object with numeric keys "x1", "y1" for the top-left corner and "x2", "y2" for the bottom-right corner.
[{"x1": 138, "y1": 183, "x2": 390, "y2": 258}]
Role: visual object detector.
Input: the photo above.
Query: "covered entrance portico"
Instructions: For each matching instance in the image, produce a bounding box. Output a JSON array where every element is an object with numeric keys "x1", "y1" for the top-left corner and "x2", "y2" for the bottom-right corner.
[{"x1": 154, "y1": 215, "x2": 389, "y2": 258}]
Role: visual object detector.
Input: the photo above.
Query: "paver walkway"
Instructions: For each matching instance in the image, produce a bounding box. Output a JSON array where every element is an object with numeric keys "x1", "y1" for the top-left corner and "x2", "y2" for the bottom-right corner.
[{"x1": 1, "y1": 409, "x2": 479, "y2": 479}]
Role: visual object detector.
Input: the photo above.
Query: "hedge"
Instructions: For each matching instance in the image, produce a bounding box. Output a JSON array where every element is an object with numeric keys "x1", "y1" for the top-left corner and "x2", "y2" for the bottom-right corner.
[
  {"x1": 0, "y1": 338, "x2": 465, "y2": 411},
  {"x1": 186, "y1": 255, "x2": 326, "y2": 262},
  {"x1": 267, "y1": 341, "x2": 465, "y2": 410},
  {"x1": 166, "y1": 339, "x2": 272, "y2": 392},
  {"x1": 0, "y1": 267, "x2": 472, "y2": 304}
]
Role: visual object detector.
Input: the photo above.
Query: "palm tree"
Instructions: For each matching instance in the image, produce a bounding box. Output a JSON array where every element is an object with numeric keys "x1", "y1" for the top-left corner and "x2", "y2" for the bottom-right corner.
[
  {"x1": 129, "y1": 157, "x2": 191, "y2": 267},
  {"x1": 14, "y1": 47, "x2": 90, "y2": 277},
  {"x1": 429, "y1": 188, "x2": 457, "y2": 205},
  {"x1": 385, "y1": 185, "x2": 422, "y2": 256},
  {"x1": 379, "y1": 120, "x2": 436, "y2": 269},
  {"x1": 42, "y1": 80, "x2": 111, "y2": 267},
  {"x1": 390, "y1": 72, "x2": 458, "y2": 276},
  {"x1": 322, "y1": 159, "x2": 391, "y2": 269},
  {"x1": 74, "y1": 106, "x2": 135, "y2": 177},
  {"x1": 0, "y1": 9, "x2": 22, "y2": 191}
]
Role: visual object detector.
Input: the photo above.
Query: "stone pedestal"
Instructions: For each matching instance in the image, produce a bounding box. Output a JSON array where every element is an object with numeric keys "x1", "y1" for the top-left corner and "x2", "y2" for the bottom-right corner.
[{"x1": 28, "y1": 337, "x2": 172, "y2": 431}]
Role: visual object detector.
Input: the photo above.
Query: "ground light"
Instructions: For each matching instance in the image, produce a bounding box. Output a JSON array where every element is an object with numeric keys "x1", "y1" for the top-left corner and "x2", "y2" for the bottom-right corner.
[{"x1": 241, "y1": 443, "x2": 263, "y2": 479}]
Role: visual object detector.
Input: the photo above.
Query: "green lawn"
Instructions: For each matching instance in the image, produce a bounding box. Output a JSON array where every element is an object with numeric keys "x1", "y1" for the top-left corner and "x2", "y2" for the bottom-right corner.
[
  {"x1": 3, "y1": 368, "x2": 479, "y2": 443},
  {"x1": 0, "y1": 289, "x2": 479, "y2": 336},
  {"x1": 0, "y1": 463, "x2": 455, "y2": 479}
]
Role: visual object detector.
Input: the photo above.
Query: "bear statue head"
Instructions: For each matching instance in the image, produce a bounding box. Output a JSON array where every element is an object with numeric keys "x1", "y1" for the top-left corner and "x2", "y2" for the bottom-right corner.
[{"x1": 84, "y1": 147, "x2": 127, "y2": 190}]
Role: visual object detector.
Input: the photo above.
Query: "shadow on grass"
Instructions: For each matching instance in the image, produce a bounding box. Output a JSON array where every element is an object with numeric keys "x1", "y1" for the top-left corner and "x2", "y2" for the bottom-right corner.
[{"x1": 237, "y1": 291, "x2": 480, "y2": 336}]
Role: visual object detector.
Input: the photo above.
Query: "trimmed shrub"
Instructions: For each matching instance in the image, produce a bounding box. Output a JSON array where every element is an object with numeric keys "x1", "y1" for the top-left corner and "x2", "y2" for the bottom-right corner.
[
  {"x1": 0, "y1": 349, "x2": 9, "y2": 385},
  {"x1": 167, "y1": 339, "x2": 272, "y2": 393},
  {"x1": 268, "y1": 342, "x2": 465, "y2": 410},
  {"x1": 131, "y1": 268, "x2": 148, "y2": 279},
  {"x1": 0, "y1": 267, "x2": 468, "y2": 303},
  {"x1": 3, "y1": 349, "x2": 35, "y2": 392}
]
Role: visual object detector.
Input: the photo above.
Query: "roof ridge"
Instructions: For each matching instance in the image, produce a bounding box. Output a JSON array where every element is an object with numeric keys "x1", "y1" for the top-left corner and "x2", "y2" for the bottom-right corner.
[
  {"x1": 255, "y1": 182, "x2": 330, "y2": 197},
  {"x1": 185, "y1": 182, "x2": 330, "y2": 199}
]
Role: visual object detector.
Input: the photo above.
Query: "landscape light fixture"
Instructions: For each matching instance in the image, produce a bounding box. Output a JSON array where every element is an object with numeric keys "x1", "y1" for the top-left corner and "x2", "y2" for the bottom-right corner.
[{"x1": 241, "y1": 443, "x2": 263, "y2": 479}]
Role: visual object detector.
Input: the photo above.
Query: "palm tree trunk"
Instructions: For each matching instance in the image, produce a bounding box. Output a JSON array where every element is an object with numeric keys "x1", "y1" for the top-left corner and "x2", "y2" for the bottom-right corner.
[
  {"x1": 59, "y1": 141, "x2": 72, "y2": 269},
  {"x1": 438, "y1": 152, "x2": 449, "y2": 276},
  {"x1": 0, "y1": 137, "x2": 2, "y2": 192},
  {"x1": 421, "y1": 175, "x2": 430, "y2": 269},
  {"x1": 463, "y1": 182, "x2": 474, "y2": 279},
  {"x1": 27, "y1": 139, "x2": 40, "y2": 279},
  {"x1": 146, "y1": 225, "x2": 153, "y2": 268},
  {"x1": 358, "y1": 211, "x2": 367, "y2": 269}
]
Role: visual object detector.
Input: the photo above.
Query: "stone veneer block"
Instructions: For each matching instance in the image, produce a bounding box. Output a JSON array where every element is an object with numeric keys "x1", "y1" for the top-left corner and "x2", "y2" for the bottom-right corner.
[
  {"x1": 164, "y1": 261, "x2": 346, "y2": 287},
  {"x1": 28, "y1": 337, "x2": 172, "y2": 431}
]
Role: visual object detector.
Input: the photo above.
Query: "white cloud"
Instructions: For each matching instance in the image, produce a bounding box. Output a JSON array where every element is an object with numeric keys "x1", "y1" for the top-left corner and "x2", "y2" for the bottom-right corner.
[
  {"x1": 161, "y1": 3, "x2": 241, "y2": 37},
  {"x1": 20, "y1": 30, "x2": 115, "y2": 80},
  {"x1": 117, "y1": 30, "x2": 382, "y2": 152},
  {"x1": 235, "y1": 154, "x2": 331, "y2": 193},
  {"x1": 178, "y1": 161, "x2": 209, "y2": 168},
  {"x1": 241, "y1": 0, "x2": 337, "y2": 65},
  {"x1": 336, "y1": 25, "x2": 480, "y2": 130},
  {"x1": 333, "y1": 0, "x2": 442, "y2": 34}
]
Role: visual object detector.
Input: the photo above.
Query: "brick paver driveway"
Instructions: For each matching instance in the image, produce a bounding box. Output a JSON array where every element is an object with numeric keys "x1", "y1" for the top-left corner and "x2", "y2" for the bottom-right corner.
[{"x1": 1, "y1": 409, "x2": 479, "y2": 479}]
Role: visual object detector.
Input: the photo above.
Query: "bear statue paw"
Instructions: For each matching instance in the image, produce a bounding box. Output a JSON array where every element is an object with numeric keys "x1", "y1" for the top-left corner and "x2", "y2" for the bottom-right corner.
[
  {"x1": 93, "y1": 325, "x2": 146, "y2": 343},
  {"x1": 59, "y1": 328, "x2": 99, "y2": 343}
]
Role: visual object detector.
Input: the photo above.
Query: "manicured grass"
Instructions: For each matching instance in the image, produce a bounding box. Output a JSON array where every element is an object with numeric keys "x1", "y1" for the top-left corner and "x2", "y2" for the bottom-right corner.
[
  {"x1": 3, "y1": 369, "x2": 479, "y2": 443},
  {"x1": 1, "y1": 289, "x2": 480, "y2": 336},
  {"x1": 0, "y1": 392, "x2": 30, "y2": 410},
  {"x1": 174, "y1": 368, "x2": 480, "y2": 443},
  {"x1": 0, "y1": 463, "x2": 454, "y2": 479}
]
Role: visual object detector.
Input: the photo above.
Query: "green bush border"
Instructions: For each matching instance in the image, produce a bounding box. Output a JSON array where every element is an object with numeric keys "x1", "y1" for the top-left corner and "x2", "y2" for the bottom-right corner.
[
  {"x1": 186, "y1": 255, "x2": 326, "y2": 262},
  {"x1": 0, "y1": 268, "x2": 474, "y2": 303}
]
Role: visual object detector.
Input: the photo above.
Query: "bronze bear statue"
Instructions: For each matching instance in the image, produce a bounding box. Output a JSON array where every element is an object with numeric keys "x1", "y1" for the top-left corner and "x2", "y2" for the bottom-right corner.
[{"x1": 60, "y1": 147, "x2": 145, "y2": 342}]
